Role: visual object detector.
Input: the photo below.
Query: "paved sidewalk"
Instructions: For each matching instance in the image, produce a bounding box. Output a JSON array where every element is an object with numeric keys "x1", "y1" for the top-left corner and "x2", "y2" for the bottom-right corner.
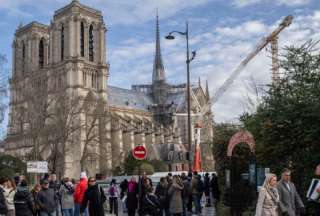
[{"x1": 105, "y1": 206, "x2": 217, "y2": 216}]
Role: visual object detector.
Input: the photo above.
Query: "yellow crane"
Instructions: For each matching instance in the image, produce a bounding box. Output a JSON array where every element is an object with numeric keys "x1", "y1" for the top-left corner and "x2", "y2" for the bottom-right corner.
[{"x1": 200, "y1": 15, "x2": 293, "y2": 115}]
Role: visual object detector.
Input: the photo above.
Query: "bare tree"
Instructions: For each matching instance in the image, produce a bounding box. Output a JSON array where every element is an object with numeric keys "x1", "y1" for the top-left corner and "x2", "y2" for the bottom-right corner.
[{"x1": 79, "y1": 92, "x2": 111, "y2": 174}]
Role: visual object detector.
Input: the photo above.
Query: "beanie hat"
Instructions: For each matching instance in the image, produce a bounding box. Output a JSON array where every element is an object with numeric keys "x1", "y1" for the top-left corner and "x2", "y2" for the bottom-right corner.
[{"x1": 80, "y1": 172, "x2": 87, "y2": 179}]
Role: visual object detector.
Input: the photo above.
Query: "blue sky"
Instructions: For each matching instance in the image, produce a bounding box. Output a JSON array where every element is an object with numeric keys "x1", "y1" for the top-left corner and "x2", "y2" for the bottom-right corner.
[{"x1": 0, "y1": 0, "x2": 320, "y2": 136}]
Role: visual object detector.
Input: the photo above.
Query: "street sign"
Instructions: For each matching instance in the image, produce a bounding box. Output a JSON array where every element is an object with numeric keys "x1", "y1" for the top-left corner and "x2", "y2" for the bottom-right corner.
[
  {"x1": 27, "y1": 161, "x2": 48, "y2": 173},
  {"x1": 132, "y1": 145, "x2": 147, "y2": 160}
]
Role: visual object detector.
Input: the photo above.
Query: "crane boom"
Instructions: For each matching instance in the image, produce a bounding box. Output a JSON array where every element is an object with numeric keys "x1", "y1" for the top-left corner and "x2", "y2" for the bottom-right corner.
[{"x1": 200, "y1": 15, "x2": 293, "y2": 114}]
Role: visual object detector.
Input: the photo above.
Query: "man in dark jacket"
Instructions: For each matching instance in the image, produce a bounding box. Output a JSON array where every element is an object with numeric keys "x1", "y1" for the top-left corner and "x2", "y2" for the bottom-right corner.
[
  {"x1": 48, "y1": 174, "x2": 60, "y2": 216},
  {"x1": 204, "y1": 173, "x2": 211, "y2": 207},
  {"x1": 155, "y1": 177, "x2": 168, "y2": 216},
  {"x1": 37, "y1": 179, "x2": 57, "y2": 216},
  {"x1": 81, "y1": 177, "x2": 106, "y2": 216},
  {"x1": 0, "y1": 177, "x2": 8, "y2": 216},
  {"x1": 277, "y1": 168, "x2": 305, "y2": 216},
  {"x1": 14, "y1": 180, "x2": 34, "y2": 216},
  {"x1": 210, "y1": 173, "x2": 220, "y2": 207}
]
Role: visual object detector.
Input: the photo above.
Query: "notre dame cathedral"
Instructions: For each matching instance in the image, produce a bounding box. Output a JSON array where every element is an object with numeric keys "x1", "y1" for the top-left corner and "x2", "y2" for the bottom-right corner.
[{"x1": 4, "y1": 0, "x2": 214, "y2": 178}]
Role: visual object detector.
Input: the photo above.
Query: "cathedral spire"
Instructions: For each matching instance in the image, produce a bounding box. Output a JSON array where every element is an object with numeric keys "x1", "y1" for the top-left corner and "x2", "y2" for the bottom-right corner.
[
  {"x1": 206, "y1": 79, "x2": 210, "y2": 101},
  {"x1": 152, "y1": 10, "x2": 165, "y2": 83}
]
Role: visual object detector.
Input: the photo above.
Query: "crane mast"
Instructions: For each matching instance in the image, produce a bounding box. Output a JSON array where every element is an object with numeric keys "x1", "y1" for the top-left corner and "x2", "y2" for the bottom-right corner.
[{"x1": 200, "y1": 15, "x2": 293, "y2": 115}]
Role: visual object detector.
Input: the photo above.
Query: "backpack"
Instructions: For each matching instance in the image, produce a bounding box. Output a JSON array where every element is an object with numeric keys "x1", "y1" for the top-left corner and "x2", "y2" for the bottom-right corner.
[{"x1": 109, "y1": 185, "x2": 116, "y2": 197}]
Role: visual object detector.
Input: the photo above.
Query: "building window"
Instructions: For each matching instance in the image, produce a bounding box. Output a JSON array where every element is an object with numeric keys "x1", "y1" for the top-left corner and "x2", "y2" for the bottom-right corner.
[
  {"x1": 89, "y1": 25, "x2": 94, "y2": 61},
  {"x1": 39, "y1": 39, "x2": 44, "y2": 68},
  {"x1": 58, "y1": 76, "x2": 62, "y2": 88},
  {"x1": 91, "y1": 72, "x2": 98, "y2": 89},
  {"x1": 83, "y1": 71, "x2": 87, "y2": 87},
  {"x1": 61, "y1": 25, "x2": 64, "y2": 61},
  {"x1": 48, "y1": 40, "x2": 50, "y2": 63},
  {"x1": 91, "y1": 73, "x2": 94, "y2": 88},
  {"x1": 80, "y1": 22, "x2": 85, "y2": 57},
  {"x1": 22, "y1": 41, "x2": 25, "y2": 74}
]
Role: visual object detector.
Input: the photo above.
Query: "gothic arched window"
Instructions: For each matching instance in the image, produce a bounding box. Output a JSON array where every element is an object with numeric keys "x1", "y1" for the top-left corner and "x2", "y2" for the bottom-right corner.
[
  {"x1": 22, "y1": 41, "x2": 25, "y2": 74},
  {"x1": 39, "y1": 39, "x2": 44, "y2": 68},
  {"x1": 80, "y1": 22, "x2": 85, "y2": 57},
  {"x1": 89, "y1": 25, "x2": 94, "y2": 61},
  {"x1": 61, "y1": 24, "x2": 64, "y2": 61}
]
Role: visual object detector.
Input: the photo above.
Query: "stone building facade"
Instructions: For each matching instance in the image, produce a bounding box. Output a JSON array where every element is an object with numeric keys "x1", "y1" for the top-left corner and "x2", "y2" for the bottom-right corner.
[{"x1": 5, "y1": 0, "x2": 214, "y2": 177}]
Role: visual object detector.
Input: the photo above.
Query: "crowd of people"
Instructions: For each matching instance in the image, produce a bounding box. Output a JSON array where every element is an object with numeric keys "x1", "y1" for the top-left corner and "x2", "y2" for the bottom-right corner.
[
  {"x1": 2, "y1": 166, "x2": 320, "y2": 216},
  {"x1": 0, "y1": 171, "x2": 220, "y2": 216},
  {"x1": 119, "y1": 172, "x2": 220, "y2": 216}
]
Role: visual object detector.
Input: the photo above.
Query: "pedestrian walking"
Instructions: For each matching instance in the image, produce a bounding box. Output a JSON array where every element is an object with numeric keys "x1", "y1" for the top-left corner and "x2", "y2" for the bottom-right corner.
[
  {"x1": 31, "y1": 184, "x2": 41, "y2": 216},
  {"x1": 59, "y1": 177, "x2": 74, "y2": 216},
  {"x1": 277, "y1": 168, "x2": 305, "y2": 216},
  {"x1": 74, "y1": 172, "x2": 88, "y2": 216},
  {"x1": 255, "y1": 173, "x2": 279, "y2": 216},
  {"x1": 308, "y1": 164, "x2": 320, "y2": 216},
  {"x1": 126, "y1": 177, "x2": 138, "y2": 216},
  {"x1": 204, "y1": 173, "x2": 211, "y2": 207},
  {"x1": 108, "y1": 179, "x2": 119, "y2": 216},
  {"x1": 0, "y1": 178, "x2": 8, "y2": 216},
  {"x1": 14, "y1": 179, "x2": 34, "y2": 216},
  {"x1": 210, "y1": 173, "x2": 220, "y2": 208},
  {"x1": 80, "y1": 177, "x2": 106, "y2": 216},
  {"x1": 3, "y1": 178, "x2": 16, "y2": 216},
  {"x1": 139, "y1": 172, "x2": 153, "y2": 215},
  {"x1": 48, "y1": 174, "x2": 60, "y2": 216},
  {"x1": 168, "y1": 175, "x2": 184, "y2": 216},
  {"x1": 37, "y1": 179, "x2": 58, "y2": 216},
  {"x1": 155, "y1": 177, "x2": 168, "y2": 216},
  {"x1": 181, "y1": 173, "x2": 191, "y2": 216},
  {"x1": 186, "y1": 173, "x2": 193, "y2": 214},
  {"x1": 191, "y1": 172, "x2": 202, "y2": 215},
  {"x1": 142, "y1": 186, "x2": 161, "y2": 216},
  {"x1": 119, "y1": 179, "x2": 128, "y2": 200}
]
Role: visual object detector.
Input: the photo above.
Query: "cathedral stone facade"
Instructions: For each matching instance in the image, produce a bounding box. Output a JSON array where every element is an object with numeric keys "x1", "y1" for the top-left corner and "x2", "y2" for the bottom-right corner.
[{"x1": 5, "y1": 0, "x2": 214, "y2": 178}]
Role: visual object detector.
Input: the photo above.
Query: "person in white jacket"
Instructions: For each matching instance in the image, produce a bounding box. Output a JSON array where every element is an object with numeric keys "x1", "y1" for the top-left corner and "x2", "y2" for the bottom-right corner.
[
  {"x1": 4, "y1": 179, "x2": 16, "y2": 216},
  {"x1": 255, "y1": 173, "x2": 279, "y2": 216}
]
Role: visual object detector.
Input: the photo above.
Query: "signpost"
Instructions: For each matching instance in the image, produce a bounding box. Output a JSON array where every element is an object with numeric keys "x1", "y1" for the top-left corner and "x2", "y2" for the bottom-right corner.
[
  {"x1": 27, "y1": 161, "x2": 48, "y2": 173},
  {"x1": 132, "y1": 145, "x2": 147, "y2": 216},
  {"x1": 132, "y1": 145, "x2": 147, "y2": 160}
]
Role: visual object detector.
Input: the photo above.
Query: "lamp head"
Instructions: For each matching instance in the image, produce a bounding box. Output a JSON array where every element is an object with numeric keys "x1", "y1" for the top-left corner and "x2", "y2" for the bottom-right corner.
[{"x1": 165, "y1": 35, "x2": 175, "y2": 40}]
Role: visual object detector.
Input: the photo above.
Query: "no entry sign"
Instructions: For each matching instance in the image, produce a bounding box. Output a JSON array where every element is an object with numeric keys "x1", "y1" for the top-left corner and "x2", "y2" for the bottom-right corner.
[{"x1": 132, "y1": 145, "x2": 147, "y2": 160}]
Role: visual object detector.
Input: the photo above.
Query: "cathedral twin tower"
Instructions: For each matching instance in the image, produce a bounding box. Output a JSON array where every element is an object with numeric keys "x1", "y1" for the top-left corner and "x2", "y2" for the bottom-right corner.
[{"x1": 7, "y1": 0, "x2": 109, "y2": 177}]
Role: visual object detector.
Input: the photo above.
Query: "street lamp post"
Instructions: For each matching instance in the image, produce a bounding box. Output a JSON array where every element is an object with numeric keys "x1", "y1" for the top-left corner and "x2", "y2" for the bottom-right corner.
[{"x1": 166, "y1": 21, "x2": 196, "y2": 173}]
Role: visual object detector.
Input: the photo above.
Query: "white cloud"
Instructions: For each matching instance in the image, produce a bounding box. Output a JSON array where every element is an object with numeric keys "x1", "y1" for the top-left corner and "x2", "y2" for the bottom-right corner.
[
  {"x1": 233, "y1": 0, "x2": 310, "y2": 7},
  {"x1": 0, "y1": 0, "x2": 211, "y2": 25}
]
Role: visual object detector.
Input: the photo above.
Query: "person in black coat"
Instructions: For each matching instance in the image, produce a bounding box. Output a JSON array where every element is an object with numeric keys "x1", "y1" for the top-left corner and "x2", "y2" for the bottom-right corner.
[
  {"x1": 126, "y1": 177, "x2": 138, "y2": 216},
  {"x1": 14, "y1": 180, "x2": 34, "y2": 216},
  {"x1": 80, "y1": 177, "x2": 106, "y2": 216},
  {"x1": 210, "y1": 173, "x2": 220, "y2": 207},
  {"x1": 155, "y1": 177, "x2": 168, "y2": 216},
  {"x1": 142, "y1": 186, "x2": 161, "y2": 216},
  {"x1": 119, "y1": 179, "x2": 128, "y2": 200},
  {"x1": 204, "y1": 173, "x2": 211, "y2": 207}
]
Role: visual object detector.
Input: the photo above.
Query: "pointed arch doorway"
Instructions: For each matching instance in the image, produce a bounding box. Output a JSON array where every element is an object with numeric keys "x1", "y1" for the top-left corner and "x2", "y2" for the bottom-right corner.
[{"x1": 226, "y1": 130, "x2": 257, "y2": 215}]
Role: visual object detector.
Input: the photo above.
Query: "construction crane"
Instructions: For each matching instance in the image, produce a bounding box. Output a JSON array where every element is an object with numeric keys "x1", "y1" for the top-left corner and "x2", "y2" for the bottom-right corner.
[{"x1": 200, "y1": 15, "x2": 293, "y2": 115}]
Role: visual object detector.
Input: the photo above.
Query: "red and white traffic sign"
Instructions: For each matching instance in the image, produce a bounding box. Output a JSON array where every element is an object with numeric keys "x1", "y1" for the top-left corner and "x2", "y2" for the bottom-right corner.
[{"x1": 132, "y1": 145, "x2": 147, "y2": 160}]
